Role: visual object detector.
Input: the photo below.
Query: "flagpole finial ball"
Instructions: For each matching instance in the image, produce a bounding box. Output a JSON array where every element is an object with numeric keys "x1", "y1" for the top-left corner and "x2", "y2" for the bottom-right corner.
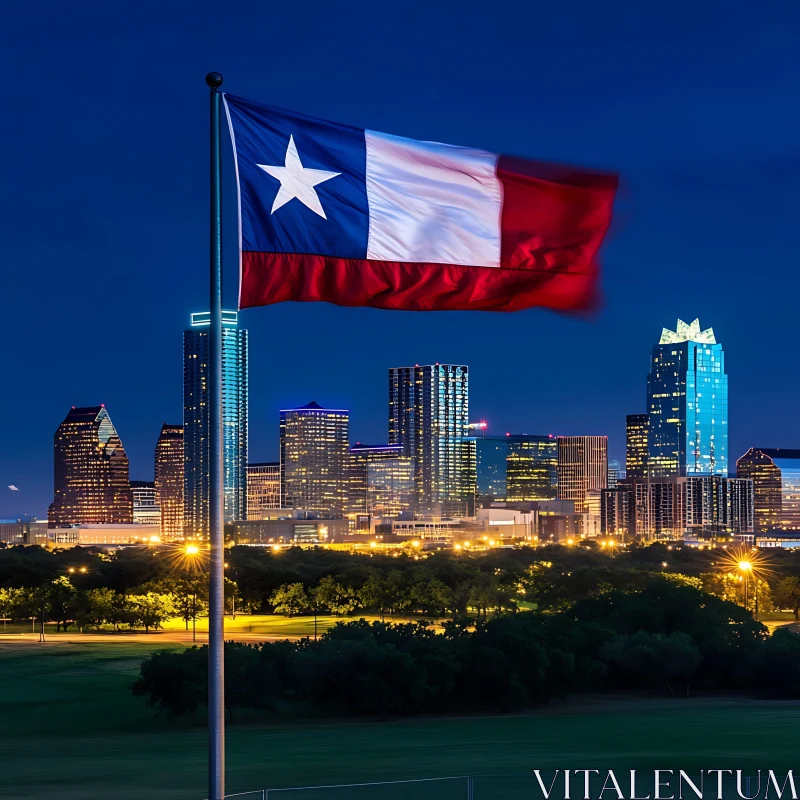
[{"x1": 205, "y1": 72, "x2": 224, "y2": 90}]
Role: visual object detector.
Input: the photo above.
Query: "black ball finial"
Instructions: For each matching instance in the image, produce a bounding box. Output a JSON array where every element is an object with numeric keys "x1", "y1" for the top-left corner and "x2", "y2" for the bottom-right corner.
[{"x1": 206, "y1": 72, "x2": 224, "y2": 90}]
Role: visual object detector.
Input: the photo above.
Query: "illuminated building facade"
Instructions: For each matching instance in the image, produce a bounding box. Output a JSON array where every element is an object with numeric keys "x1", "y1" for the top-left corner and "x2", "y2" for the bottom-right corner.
[
  {"x1": 601, "y1": 487, "x2": 635, "y2": 539},
  {"x1": 349, "y1": 444, "x2": 414, "y2": 521},
  {"x1": 280, "y1": 402, "x2": 349, "y2": 517},
  {"x1": 49, "y1": 406, "x2": 133, "y2": 526},
  {"x1": 154, "y1": 423, "x2": 184, "y2": 539},
  {"x1": 506, "y1": 435, "x2": 558, "y2": 502},
  {"x1": 647, "y1": 319, "x2": 728, "y2": 478},
  {"x1": 183, "y1": 311, "x2": 248, "y2": 536},
  {"x1": 557, "y1": 436, "x2": 608, "y2": 514},
  {"x1": 620, "y1": 475, "x2": 753, "y2": 541},
  {"x1": 388, "y1": 364, "x2": 473, "y2": 515},
  {"x1": 131, "y1": 481, "x2": 160, "y2": 526},
  {"x1": 247, "y1": 462, "x2": 281, "y2": 519},
  {"x1": 625, "y1": 414, "x2": 649, "y2": 480},
  {"x1": 736, "y1": 448, "x2": 800, "y2": 532}
]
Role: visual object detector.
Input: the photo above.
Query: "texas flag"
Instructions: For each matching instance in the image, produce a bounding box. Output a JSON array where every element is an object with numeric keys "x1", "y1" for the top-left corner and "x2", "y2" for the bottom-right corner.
[{"x1": 223, "y1": 95, "x2": 616, "y2": 312}]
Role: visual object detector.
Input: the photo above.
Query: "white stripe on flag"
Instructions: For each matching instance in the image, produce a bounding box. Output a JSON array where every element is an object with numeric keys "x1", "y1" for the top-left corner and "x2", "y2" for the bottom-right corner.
[{"x1": 364, "y1": 130, "x2": 502, "y2": 267}]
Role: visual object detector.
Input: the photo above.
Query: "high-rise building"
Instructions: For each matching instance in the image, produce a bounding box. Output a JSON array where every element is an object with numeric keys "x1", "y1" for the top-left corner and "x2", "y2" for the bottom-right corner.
[
  {"x1": 629, "y1": 475, "x2": 753, "y2": 541},
  {"x1": 607, "y1": 459, "x2": 621, "y2": 489},
  {"x1": 349, "y1": 444, "x2": 414, "y2": 521},
  {"x1": 647, "y1": 319, "x2": 728, "y2": 478},
  {"x1": 625, "y1": 414, "x2": 649, "y2": 480},
  {"x1": 49, "y1": 406, "x2": 133, "y2": 526},
  {"x1": 557, "y1": 436, "x2": 608, "y2": 515},
  {"x1": 736, "y1": 448, "x2": 800, "y2": 532},
  {"x1": 475, "y1": 435, "x2": 509, "y2": 502},
  {"x1": 280, "y1": 402, "x2": 349, "y2": 517},
  {"x1": 183, "y1": 311, "x2": 248, "y2": 536},
  {"x1": 388, "y1": 364, "x2": 472, "y2": 515},
  {"x1": 506, "y1": 435, "x2": 558, "y2": 502},
  {"x1": 154, "y1": 423, "x2": 184, "y2": 540},
  {"x1": 247, "y1": 462, "x2": 281, "y2": 519},
  {"x1": 601, "y1": 487, "x2": 635, "y2": 539},
  {"x1": 131, "y1": 480, "x2": 160, "y2": 526}
]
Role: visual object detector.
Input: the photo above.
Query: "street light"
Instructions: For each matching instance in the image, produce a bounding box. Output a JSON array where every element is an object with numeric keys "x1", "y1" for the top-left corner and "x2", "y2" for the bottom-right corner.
[
  {"x1": 738, "y1": 560, "x2": 753, "y2": 612},
  {"x1": 184, "y1": 544, "x2": 200, "y2": 642}
]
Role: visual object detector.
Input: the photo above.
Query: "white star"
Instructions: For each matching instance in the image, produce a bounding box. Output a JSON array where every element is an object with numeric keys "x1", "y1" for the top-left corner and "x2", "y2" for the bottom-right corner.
[{"x1": 257, "y1": 135, "x2": 341, "y2": 219}]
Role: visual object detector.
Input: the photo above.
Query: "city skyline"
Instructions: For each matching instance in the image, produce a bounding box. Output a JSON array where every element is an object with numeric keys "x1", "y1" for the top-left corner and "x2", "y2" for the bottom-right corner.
[
  {"x1": 3, "y1": 4, "x2": 799, "y2": 519},
  {"x1": 6, "y1": 314, "x2": 798, "y2": 520}
]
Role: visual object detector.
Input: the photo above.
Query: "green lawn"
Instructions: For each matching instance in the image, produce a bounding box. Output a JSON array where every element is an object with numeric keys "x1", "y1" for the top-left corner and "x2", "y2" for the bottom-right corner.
[{"x1": 0, "y1": 641, "x2": 798, "y2": 799}]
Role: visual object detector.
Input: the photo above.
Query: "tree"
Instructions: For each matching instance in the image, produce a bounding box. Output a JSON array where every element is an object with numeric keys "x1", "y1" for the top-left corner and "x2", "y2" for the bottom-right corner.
[
  {"x1": 269, "y1": 583, "x2": 310, "y2": 617},
  {"x1": 359, "y1": 571, "x2": 391, "y2": 620},
  {"x1": 133, "y1": 647, "x2": 207, "y2": 717},
  {"x1": 773, "y1": 576, "x2": 800, "y2": 619},
  {"x1": 314, "y1": 576, "x2": 359, "y2": 616},
  {"x1": 600, "y1": 631, "x2": 703, "y2": 696},
  {"x1": 46, "y1": 576, "x2": 78, "y2": 633},
  {"x1": 71, "y1": 588, "x2": 117, "y2": 631},
  {"x1": 127, "y1": 593, "x2": 175, "y2": 632}
]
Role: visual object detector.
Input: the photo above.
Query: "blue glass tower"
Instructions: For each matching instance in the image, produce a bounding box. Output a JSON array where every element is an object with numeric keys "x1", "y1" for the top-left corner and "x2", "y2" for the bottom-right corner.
[
  {"x1": 184, "y1": 311, "x2": 248, "y2": 536},
  {"x1": 647, "y1": 319, "x2": 727, "y2": 478}
]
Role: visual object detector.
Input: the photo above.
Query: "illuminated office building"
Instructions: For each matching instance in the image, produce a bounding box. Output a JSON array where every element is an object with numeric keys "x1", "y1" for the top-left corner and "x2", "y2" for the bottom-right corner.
[
  {"x1": 388, "y1": 364, "x2": 472, "y2": 515},
  {"x1": 625, "y1": 414, "x2": 649, "y2": 480},
  {"x1": 737, "y1": 448, "x2": 800, "y2": 532},
  {"x1": 49, "y1": 405, "x2": 133, "y2": 526},
  {"x1": 506, "y1": 435, "x2": 558, "y2": 502},
  {"x1": 183, "y1": 311, "x2": 248, "y2": 536},
  {"x1": 247, "y1": 462, "x2": 281, "y2": 519},
  {"x1": 557, "y1": 436, "x2": 608, "y2": 514},
  {"x1": 647, "y1": 319, "x2": 728, "y2": 478},
  {"x1": 154, "y1": 423, "x2": 184, "y2": 539},
  {"x1": 349, "y1": 444, "x2": 414, "y2": 520},
  {"x1": 607, "y1": 459, "x2": 621, "y2": 489},
  {"x1": 280, "y1": 402, "x2": 349, "y2": 517},
  {"x1": 131, "y1": 481, "x2": 160, "y2": 526}
]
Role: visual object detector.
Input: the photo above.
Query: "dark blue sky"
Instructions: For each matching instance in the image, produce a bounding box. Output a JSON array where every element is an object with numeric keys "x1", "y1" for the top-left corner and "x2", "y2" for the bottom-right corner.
[{"x1": 2, "y1": 1, "x2": 799, "y2": 518}]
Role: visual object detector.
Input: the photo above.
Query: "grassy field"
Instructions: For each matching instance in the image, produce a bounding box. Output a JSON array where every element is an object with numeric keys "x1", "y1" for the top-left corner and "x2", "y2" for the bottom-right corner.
[{"x1": 0, "y1": 640, "x2": 799, "y2": 800}]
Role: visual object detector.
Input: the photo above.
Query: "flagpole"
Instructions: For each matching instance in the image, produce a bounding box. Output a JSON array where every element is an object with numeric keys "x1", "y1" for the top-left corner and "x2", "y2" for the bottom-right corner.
[{"x1": 206, "y1": 69, "x2": 225, "y2": 800}]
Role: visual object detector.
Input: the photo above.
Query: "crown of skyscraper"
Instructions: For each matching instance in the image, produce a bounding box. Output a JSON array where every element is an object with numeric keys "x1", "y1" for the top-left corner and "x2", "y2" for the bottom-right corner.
[{"x1": 659, "y1": 318, "x2": 716, "y2": 345}]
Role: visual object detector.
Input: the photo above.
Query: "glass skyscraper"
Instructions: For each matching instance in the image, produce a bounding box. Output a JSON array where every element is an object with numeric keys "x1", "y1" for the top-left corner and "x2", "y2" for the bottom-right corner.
[
  {"x1": 349, "y1": 444, "x2": 414, "y2": 521},
  {"x1": 280, "y1": 402, "x2": 349, "y2": 517},
  {"x1": 737, "y1": 448, "x2": 800, "y2": 532},
  {"x1": 388, "y1": 364, "x2": 472, "y2": 515},
  {"x1": 183, "y1": 311, "x2": 248, "y2": 536},
  {"x1": 506, "y1": 435, "x2": 558, "y2": 502},
  {"x1": 154, "y1": 423, "x2": 184, "y2": 540},
  {"x1": 647, "y1": 319, "x2": 728, "y2": 478},
  {"x1": 475, "y1": 435, "x2": 510, "y2": 501},
  {"x1": 625, "y1": 413, "x2": 649, "y2": 480},
  {"x1": 49, "y1": 405, "x2": 133, "y2": 526}
]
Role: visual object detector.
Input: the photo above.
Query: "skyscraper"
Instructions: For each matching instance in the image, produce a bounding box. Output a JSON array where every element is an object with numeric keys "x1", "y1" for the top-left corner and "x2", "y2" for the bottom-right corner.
[
  {"x1": 154, "y1": 423, "x2": 184, "y2": 539},
  {"x1": 557, "y1": 436, "x2": 608, "y2": 514},
  {"x1": 647, "y1": 319, "x2": 728, "y2": 478},
  {"x1": 349, "y1": 444, "x2": 414, "y2": 521},
  {"x1": 131, "y1": 480, "x2": 160, "y2": 526},
  {"x1": 736, "y1": 448, "x2": 800, "y2": 532},
  {"x1": 247, "y1": 462, "x2": 281, "y2": 519},
  {"x1": 49, "y1": 405, "x2": 133, "y2": 526},
  {"x1": 388, "y1": 364, "x2": 472, "y2": 515},
  {"x1": 280, "y1": 402, "x2": 349, "y2": 517},
  {"x1": 183, "y1": 311, "x2": 248, "y2": 537},
  {"x1": 625, "y1": 414, "x2": 649, "y2": 480},
  {"x1": 475, "y1": 435, "x2": 509, "y2": 502},
  {"x1": 506, "y1": 435, "x2": 558, "y2": 502}
]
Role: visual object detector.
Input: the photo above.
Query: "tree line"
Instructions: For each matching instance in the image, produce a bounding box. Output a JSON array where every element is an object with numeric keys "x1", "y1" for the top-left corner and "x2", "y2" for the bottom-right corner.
[
  {"x1": 2, "y1": 541, "x2": 800, "y2": 626},
  {"x1": 133, "y1": 579, "x2": 800, "y2": 722}
]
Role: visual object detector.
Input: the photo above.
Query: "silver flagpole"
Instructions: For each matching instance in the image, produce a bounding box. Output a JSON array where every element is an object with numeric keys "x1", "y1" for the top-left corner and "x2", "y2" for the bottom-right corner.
[{"x1": 206, "y1": 70, "x2": 225, "y2": 800}]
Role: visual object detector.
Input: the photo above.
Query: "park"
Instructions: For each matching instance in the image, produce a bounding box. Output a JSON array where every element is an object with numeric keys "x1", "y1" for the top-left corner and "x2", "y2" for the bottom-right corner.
[{"x1": 1, "y1": 542, "x2": 800, "y2": 798}]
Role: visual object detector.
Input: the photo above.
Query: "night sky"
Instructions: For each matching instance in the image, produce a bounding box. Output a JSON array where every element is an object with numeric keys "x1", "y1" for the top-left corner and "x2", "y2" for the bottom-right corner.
[{"x1": 2, "y1": 1, "x2": 799, "y2": 519}]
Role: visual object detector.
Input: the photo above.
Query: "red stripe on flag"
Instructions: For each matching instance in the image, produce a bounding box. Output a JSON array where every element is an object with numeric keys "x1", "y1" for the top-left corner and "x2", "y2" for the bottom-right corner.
[
  {"x1": 497, "y1": 156, "x2": 617, "y2": 284},
  {"x1": 240, "y1": 252, "x2": 602, "y2": 312}
]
